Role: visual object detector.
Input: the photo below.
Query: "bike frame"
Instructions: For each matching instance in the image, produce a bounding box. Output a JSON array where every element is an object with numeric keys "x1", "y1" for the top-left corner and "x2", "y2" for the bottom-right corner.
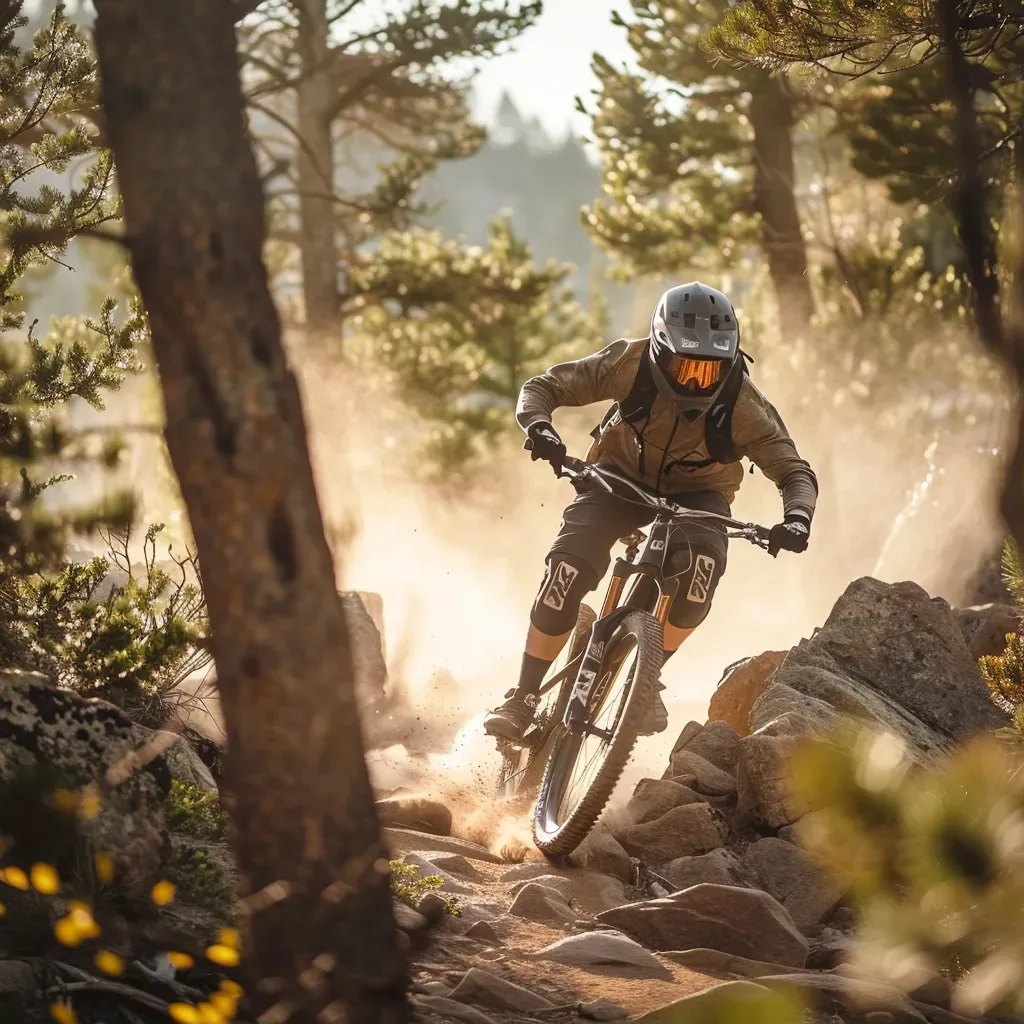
[{"x1": 551, "y1": 457, "x2": 771, "y2": 738}]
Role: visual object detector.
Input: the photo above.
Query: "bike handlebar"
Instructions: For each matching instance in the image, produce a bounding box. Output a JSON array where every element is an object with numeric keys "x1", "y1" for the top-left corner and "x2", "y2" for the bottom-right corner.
[{"x1": 525, "y1": 440, "x2": 773, "y2": 551}]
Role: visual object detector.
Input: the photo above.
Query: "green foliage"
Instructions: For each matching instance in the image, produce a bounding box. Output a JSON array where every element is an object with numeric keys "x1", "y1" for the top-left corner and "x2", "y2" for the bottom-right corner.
[
  {"x1": 240, "y1": 0, "x2": 541, "y2": 314},
  {"x1": 165, "y1": 839, "x2": 237, "y2": 927},
  {"x1": 0, "y1": 1, "x2": 147, "y2": 595},
  {"x1": 792, "y1": 727, "x2": 1024, "y2": 1016},
  {"x1": 1002, "y1": 538, "x2": 1024, "y2": 614},
  {"x1": 389, "y1": 860, "x2": 459, "y2": 916},
  {"x1": 2, "y1": 524, "x2": 211, "y2": 726},
  {"x1": 348, "y1": 216, "x2": 599, "y2": 471},
  {"x1": 583, "y1": 1, "x2": 761, "y2": 280},
  {"x1": 165, "y1": 782, "x2": 229, "y2": 843},
  {"x1": 979, "y1": 632, "x2": 1024, "y2": 716}
]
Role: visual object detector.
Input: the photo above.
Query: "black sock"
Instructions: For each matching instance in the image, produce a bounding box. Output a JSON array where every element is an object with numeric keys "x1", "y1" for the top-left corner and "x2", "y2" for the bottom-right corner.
[{"x1": 516, "y1": 653, "x2": 553, "y2": 698}]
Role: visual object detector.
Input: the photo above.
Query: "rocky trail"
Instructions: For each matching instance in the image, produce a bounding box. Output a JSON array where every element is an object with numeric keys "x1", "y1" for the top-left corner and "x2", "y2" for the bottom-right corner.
[{"x1": 380, "y1": 577, "x2": 1021, "y2": 1024}]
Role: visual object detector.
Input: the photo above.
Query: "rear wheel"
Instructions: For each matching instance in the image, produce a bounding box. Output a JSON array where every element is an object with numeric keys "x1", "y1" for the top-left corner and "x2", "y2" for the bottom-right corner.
[
  {"x1": 532, "y1": 609, "x2": 663, "y2": 857},
  {"x1": 496, "y1": 603, "x2": 596, "y2": 804}
]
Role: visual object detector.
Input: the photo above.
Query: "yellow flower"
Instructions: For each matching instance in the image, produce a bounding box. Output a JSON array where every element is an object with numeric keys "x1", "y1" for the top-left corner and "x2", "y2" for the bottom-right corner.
[
  {"x1": 208, "y1": 991, "x2": 237, "y2": 1017},
  {"x1": 216, "y1": 927, "x2": 240, "y2": 949},
  {"x1": 150, "y1": 880, "x2": 176, "y2": 906},
  {"x1": 95, "y1": 852, "x2": 115, "y2": 885},
  {"x1": 196, "y1": 1002, "x2": 227, "y2": 1024},
  {"x1": 205, "y1": 944, "x2": 240, "y2": 967},
  {"x1": 219, "y1": 979, "x2": 243, "y2": 998},
  {"x1": 167, "y1": 951, "x2": 195, "y2": 970},
  {"x1": 93, "y1": 950, "x2": 124, "y2": 976},
  {"x1": 49, "y1": 1002, "x2": 77, "y2": 1024},
  {"x1": 52, "y1": 789, "x2": 78, "y2": 814},
  {"x1": 78, "y1": 789, "x2": 101, "y2": 821},
  {"x1": 54, "y1": 906, "x2": 101, "y2": 947},
  {"x1": 168, "y1": 1004, "x2": 201, "y2": 1024},
  {"x1": 31, "y1": 863, "x2": 60, "y2": 895},
  {"x1": 2, "y1": 866, "x2": 29, "y2": 890}
]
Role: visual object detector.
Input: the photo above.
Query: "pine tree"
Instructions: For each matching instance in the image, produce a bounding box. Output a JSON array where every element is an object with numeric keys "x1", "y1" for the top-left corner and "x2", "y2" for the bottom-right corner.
[
  {"x1": 348, "y1": 216, "x2": 599, "y2": 471},
  {"x1": 0, "y1": 0, "x2": 145, "y2": 593},
  {"x1": 237, "y1": 0, "x2": 540, "y2": 341},
  {"x1": 585, "y1": 0, "x2": 817, "y2": 339}
]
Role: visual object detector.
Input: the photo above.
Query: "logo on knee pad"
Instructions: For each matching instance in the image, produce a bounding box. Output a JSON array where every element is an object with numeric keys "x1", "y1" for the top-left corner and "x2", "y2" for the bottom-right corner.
[
  {"x1": 686, "y1": 554, "x2": 716, "y2": 604},
  {"x1": 542, "y1": 560, "x2": 580, "y2": 612}
]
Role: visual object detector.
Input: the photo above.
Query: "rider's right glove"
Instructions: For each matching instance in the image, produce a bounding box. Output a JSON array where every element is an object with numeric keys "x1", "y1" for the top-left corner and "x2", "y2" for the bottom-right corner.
[
  {"x1": 525, "y1": 420, "x2": 567, "y2": 476},
  {"x1": 768, "y1": 512, "x2": 811, "y2": 557}
]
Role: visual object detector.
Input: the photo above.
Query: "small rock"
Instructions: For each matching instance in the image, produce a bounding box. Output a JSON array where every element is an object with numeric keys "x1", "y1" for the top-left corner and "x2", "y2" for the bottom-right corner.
[
  {"x1": 578, "y1": 998, "x2": 629, "y2": 1021},
  {"x1": 393, "y1": 902, "x2": 429, "y2": 934},
  {"x1": 806, "y1": 926, "x2": 855, "y2": 970},
  {"x1": 508, "y1": 883, "x2": 578, "y2": 929},
  {"x1": 532, "y1": 931, "x2": 668, "y2": 972},
  {"x1": 624, "y1": 778, "x2": 701, "y2": 825},
  {"x1": 569, "y1": 826, "x2": 632, "y2": 882},
  {"x1": 402, "y1": 852, "x2": 472, "y2": 894},
  {"x1": 377, "y1": 796, "x2": 453, "y2": 837},
  {"x1": 422, "y1": 852, "x2": 487, "y2": 882},
  {"x1": 597, "y1": 883, "x2": 809, "y2": 967},
  {"x1": 448, "y1": 968, "x2": 555, "y2": 1012},
  {"x1": 616, "y1": 802, "x2": 727, "y2": 863},
  {"x1": 500, "y1": 861, "x2": 561, "y2": 883},
  {"x1": 0, "y1": 960, "x2": 37, "y2": 997},
  {"x1": 661, "y1": 948, "x2": 813, "y2": 979},
  {"x1": 742, "y1": 837, "x2": 846, "y2": 933},
  {"x1": 383, "y1": 827, "x2": 504, "y2": 863},
  {"x1": 416, "y1": 995, "x2": 500, "y2": 1024},
  {"x1": 416, "y1": 891, "x2": 450, "y2": 925},
  {"x1": 736, "y1": 725, "x2": 811, "y2": 829},
  {"x1": 663, "y1": 848, "x2": 751, "y2": 892},
  {"x1": 663, "y1": 749, "x2": 737, "y2": 796},
  {"x1": 414, "y1": 981, "x2": 454, "y2": 997},
  {"x1": 508, "y1": 874, "x2": 575, "y2": 900},
  {"x1": 465, "y1": 920, "x2": 500, "y2": 944},
  {"x1": 707, "y1": 651, "x2": 787, "y2": 736},
  {"x1": 908, "y1": 972, "x2": 953, "y2": 1008},
  {"x1": 681, "y1": 720, "x2": 741, "y2": 775},
  {"x1": 866, "y1": 1014, "x2": 896, "y2": 1024}
]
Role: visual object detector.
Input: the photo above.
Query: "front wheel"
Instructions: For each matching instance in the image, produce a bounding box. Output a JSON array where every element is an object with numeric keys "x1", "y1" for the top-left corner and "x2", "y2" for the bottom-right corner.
[{"x1": 532, "y1": 609, "x2": 663, "y2": 857}]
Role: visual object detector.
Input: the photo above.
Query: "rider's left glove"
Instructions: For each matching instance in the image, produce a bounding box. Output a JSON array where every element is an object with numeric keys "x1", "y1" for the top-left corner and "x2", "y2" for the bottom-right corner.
[
  {"x1": 526, "y1": 420, "x2": 567, "y2": 476},
  {"x1": 768, "y1": 512, "x2": 811, "y2": 557}
]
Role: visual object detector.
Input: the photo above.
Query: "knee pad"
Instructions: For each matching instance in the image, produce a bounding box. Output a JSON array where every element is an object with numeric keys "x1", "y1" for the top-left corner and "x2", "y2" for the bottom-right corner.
[
  {"x1": 668, "y1": 549, "x2": 726, "y2": 629},
  {"x1": 530, "y1": 553, "x2": 598, "y2": 636}
]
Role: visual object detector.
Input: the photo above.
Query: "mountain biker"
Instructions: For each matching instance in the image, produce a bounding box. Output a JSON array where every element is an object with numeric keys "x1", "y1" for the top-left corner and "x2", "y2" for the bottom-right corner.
[{"x1": 484, "y1": 282, "x2": 818, "y2": 742}]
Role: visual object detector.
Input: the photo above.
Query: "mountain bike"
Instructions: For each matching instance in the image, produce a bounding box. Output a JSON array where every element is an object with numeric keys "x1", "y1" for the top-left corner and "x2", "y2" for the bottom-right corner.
[{"x1": 524, "y1": 455, "x2": 773, "y2": 857}]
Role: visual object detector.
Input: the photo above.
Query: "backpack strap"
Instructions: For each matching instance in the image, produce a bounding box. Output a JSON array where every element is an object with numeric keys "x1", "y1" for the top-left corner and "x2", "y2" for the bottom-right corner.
[{"x1": 704, "y1": 352, "x2": 750, "y2": 465}]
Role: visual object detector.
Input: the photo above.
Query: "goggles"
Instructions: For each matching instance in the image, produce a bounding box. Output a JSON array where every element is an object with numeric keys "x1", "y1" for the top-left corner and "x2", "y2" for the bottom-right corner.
[{"x1": 661, "y1": 354, "x2": 723, "y2": 391}]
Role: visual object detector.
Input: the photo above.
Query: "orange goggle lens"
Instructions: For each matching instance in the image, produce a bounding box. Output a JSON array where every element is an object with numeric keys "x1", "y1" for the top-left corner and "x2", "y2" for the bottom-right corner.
[{"x1": 665, "y1": 356, "x2": 722, "y2": 389}]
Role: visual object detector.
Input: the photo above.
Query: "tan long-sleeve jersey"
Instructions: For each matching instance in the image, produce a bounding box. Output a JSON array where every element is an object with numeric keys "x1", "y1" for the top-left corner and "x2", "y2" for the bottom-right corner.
[{"x1": 516, "y1": 338, "x2": 818, "y2": 519}]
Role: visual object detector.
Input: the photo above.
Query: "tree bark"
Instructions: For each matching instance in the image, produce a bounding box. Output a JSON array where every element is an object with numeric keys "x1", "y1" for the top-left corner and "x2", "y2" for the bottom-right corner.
[
  {"x1": 90, "y1": 3, "x2": 409, "y2": 1022},
  {"x1": 749, "y1": 73, "x2": 816, "y2": 338},
  {"x1": 296, "y1": 0, "x2": 340, "y2": 343}
]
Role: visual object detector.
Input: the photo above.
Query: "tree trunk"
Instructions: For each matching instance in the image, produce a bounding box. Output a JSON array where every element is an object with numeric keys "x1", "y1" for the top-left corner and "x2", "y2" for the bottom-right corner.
[
  {"x1": 749, "y1": 72, "x2": 816, "y2": 338},
  {"x1": 90, "y1": 3, "x2": 409, "y2": 1022},
  {"x1": 296, "y1": 0, "x2": 340, "y2": 343}
]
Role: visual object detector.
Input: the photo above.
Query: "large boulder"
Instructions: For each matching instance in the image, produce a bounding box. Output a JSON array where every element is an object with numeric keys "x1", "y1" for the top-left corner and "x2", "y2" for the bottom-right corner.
[
  {"x1": 569, "y1": 825, "x2": 633, "y2": 882},
  {"x1": 735, "y1": 720, "x2": 813, "y2": 830},
  {"x1": 0, "y1": 671, "x2": 174, "y2": 889},
  {"x1": 769, "y1": 578, "x2": 1004, "y2": 745},
  {"x1": 615, "y1": 803, "x2": 727, "y2": 863},
  {"x1": 708, "y1": 652, "x2": 787, "y2": 736},
  {"x1": 953, "y1": 603, "x2": 1020, "y2": 660},
  {"x1": 377, "y1": 795, "x2": 453, "y2": 836},
  {"x1": 340, "y1": 591, "x2": 387, "y2": 712},
  {"x1": 598, "y1": 883, "x2": 808, "y2": 966}
]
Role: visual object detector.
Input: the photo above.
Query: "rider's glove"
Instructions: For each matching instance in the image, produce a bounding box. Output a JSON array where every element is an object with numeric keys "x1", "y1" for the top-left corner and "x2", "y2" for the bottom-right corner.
[
  {"x1": 768, "y1": 512, "x2": 811, "y2": 557},
  {"x1": 526, "y1": 420, "x2": 567, "y2": 476}
]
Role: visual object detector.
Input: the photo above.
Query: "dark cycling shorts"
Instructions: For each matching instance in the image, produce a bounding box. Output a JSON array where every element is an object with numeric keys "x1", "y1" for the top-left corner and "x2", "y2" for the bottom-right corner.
[{"x1": 546, "y1": 485, "x2": 730, "y2": 625}]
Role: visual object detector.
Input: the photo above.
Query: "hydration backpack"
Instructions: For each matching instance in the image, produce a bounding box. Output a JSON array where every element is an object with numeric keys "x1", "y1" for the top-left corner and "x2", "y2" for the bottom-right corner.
[{"x1": 591, "y1": 341, "x2": 753, "y2": 471}]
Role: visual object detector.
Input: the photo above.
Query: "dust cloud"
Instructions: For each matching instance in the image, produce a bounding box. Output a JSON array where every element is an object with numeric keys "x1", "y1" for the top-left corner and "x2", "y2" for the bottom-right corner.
[{"x1": 300, "y1": 340, "x2": 1012, "y2": 850}]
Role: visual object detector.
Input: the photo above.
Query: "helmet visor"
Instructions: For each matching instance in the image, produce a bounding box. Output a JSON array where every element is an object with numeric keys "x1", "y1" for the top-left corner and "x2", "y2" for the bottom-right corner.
[{"x1": 657, "y1": 352, "x2": 723, "y2": 396}]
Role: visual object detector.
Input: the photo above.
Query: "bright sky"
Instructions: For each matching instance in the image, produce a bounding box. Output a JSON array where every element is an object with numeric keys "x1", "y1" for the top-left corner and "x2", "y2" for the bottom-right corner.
[{"x1": 470, "y1": 0, "x2": 636, "y2": 138}]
